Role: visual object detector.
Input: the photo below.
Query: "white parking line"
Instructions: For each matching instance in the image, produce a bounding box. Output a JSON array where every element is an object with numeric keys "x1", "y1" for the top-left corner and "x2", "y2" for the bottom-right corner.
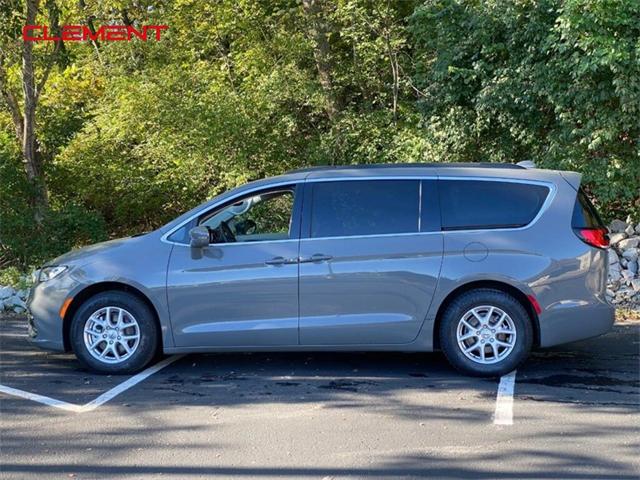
[
  {"x1": 81, "y1": 354, "x2": 184, "y2": 411},
  {"x1": 494, "y1": 370, "x2": 517, "y2": 425},
  {"x1": 0, "y1": 354, "x2": 184, "y2": 413},
  {"x1": 0, "y1": 384, "x2": 84, "y2": 412}
]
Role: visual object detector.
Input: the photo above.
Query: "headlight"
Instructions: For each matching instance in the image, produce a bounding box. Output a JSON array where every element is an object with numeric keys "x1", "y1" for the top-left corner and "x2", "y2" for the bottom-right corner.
[{"x1": 38, "y1": 266, "x2": 68, "y2": 282}]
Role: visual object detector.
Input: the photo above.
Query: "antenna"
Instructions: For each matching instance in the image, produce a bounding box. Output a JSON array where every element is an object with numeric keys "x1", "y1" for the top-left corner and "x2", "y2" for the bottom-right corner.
[{"x1": 516, "y1": 160, "x2": 536, "y2": 169}]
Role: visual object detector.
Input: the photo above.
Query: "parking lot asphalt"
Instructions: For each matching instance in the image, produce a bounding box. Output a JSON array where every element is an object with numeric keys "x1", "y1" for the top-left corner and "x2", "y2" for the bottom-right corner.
[{"x1": 1, "y1": 315, "x2": 638, "y2": 480}]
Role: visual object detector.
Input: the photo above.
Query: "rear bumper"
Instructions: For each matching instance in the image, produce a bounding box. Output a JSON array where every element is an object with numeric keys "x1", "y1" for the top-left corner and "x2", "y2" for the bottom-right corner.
[{"x1": 538, "y1": 301, "x2": 615, "y2": 348}]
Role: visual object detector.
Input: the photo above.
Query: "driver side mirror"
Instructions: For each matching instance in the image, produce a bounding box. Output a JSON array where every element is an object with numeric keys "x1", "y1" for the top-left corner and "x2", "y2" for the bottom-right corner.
[{"x1": 189, "y1": 226, "x2": 210, "y2": 248}]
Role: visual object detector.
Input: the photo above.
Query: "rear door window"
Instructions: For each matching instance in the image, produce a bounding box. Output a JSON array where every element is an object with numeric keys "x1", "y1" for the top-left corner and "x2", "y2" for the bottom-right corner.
[
  {"x1": 439, "y1": 180, "x2": 549, "y2": 230},
  {"x1": 309, "y1": 180, "x2": 419, "y2": 238}
]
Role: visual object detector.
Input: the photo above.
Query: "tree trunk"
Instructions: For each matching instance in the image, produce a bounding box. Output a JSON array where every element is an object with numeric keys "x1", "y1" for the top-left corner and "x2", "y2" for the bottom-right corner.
[
  {"x1": 302, "y1": 0, "x2": 342, "y2": 121},
  {"x1": 23, "y1": 0, "x2": 49, "y2": 222}
]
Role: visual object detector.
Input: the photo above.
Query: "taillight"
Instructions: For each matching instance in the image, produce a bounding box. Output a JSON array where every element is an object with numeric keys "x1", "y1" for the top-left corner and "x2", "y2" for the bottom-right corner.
[{"x1": 574, "y1": 228, "x2": 609, "y2": 249}]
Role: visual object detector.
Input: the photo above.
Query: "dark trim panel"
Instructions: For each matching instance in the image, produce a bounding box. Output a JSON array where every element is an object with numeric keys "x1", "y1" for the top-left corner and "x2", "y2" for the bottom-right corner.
[{"x1": 420, "y1": 179, "x2": 441, "y2": 233}]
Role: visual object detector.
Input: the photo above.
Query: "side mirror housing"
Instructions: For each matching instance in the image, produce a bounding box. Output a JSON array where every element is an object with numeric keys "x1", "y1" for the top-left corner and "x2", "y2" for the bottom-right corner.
[{"x1": 189, "y1": 226, "x2": 210, "y2": 248}]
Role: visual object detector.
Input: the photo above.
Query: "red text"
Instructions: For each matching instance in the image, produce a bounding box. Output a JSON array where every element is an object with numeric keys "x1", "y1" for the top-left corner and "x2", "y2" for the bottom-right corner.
[{"x1": 23, "y1": 25, "x2": 168, "y2": 42}]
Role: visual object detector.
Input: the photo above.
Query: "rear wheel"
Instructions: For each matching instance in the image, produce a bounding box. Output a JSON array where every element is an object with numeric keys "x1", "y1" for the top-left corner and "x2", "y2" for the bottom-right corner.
[
  {"x1": 70, "y1": 291, "x2": 159, "y2": 374},
  {"x1": 439, "y1": 289, "x2": 532, "y2": 377}
]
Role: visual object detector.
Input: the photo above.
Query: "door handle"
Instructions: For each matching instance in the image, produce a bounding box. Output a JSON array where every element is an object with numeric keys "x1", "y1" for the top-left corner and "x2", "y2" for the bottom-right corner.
[
  {"x1": 299, "y1": 253, "x2": 333, "y2": 263},
  {"x1": 265, "y1": 256, "x2": 298, "y2": 266},
  {"x1": 265, "y1": 256, "x2": 286, "y2": 265}
]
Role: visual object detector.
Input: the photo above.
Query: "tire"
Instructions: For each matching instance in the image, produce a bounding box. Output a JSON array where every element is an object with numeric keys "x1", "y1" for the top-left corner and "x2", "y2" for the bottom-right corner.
[
  {"x1": 439, "y1": 288, "x2": 533, "y2": 377},
  {"x1": 70, "y1": 291, "x2": 159, "y2": 374}
]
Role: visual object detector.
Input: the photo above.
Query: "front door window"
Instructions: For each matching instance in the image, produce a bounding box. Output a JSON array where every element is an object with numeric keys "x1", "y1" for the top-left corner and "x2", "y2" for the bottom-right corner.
[{"x1": 200, "y1": 189, "x2": 295, "y2": 244}]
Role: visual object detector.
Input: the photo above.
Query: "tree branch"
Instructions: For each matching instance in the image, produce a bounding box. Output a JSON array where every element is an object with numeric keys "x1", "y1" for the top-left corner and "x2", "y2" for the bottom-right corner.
[
  {"x1": 36, "y1": 0, "x2": 64, "y2": 101},
  {"x1": 35, "y1": 44, "x2": 58, "y2": 102},
  {"x1": 0, "y1": 55, "x2": 24, "y2": 144}
]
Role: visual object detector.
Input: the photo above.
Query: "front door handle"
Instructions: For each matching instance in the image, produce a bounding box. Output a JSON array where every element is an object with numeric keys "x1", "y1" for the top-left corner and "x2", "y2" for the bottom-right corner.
[
  {"x1": 265, "y1": 256, "x2": 298, "y2": 266},
  {"x1": 299, "y1": 253, "x2": 333, "y2": 263}
]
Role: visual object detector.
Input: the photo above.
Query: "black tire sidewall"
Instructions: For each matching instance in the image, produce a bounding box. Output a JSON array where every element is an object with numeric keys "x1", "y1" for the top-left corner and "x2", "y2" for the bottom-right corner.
[
  {"x1": 439, "y1": 289, "x2": 533, "y2": 377},
  {"x1": 70, "y1": 291, "x2": 159, "y2": 374}
]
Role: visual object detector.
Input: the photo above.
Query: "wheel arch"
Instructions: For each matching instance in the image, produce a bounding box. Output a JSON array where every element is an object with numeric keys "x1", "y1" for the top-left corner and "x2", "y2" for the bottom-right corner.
[
  {"x1": 433, "y1": 280, "x2": 540, "y2": 349},
  {"x1": 62, "y1": 281, "x2": 162, "y2": 352}
]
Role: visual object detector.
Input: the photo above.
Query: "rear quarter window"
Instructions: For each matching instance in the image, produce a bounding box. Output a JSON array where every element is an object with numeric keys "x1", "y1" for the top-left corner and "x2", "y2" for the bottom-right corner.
[
  {"x1": 572, "y1": 187, "x2": 605, "y2": 229},
  {"x1": 439, "y1": 180, "x2": 549, "y2": 230}
]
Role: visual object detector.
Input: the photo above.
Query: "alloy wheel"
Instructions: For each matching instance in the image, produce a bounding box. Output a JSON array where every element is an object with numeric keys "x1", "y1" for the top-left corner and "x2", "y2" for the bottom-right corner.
[
  {"x1": 83, "y1": 306, "x2": 141, "y2": 364},
  {"x1": 456, "y1": 305, "x2": 517, "y2": 365}
]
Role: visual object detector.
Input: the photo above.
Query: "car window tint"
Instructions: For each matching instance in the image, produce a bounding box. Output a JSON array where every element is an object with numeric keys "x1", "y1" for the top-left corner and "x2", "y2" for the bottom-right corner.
[
  {"x1": 439, "y1": 180, "x2": 548, "y2": 230},
  {"x1": 310, "y1": 180, "x2": 419, "y2": 238},
  {"x1": 572, "y1": 187, "x2": 605, "y2": 229}
]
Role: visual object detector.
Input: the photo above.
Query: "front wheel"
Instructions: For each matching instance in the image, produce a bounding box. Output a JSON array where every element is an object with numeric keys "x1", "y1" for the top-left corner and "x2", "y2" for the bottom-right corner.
[
  {"x1": 70, "y1": 291, "x2": 159, "y2": 374},
  {"x1": 439, "y1": 289, "x2": 533, "y2": 377}
]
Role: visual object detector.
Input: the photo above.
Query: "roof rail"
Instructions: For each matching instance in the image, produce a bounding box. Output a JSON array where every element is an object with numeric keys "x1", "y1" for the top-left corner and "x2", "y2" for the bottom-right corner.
[{"x1": 287, "y1": 162, "x2": 525, "y2": 174}]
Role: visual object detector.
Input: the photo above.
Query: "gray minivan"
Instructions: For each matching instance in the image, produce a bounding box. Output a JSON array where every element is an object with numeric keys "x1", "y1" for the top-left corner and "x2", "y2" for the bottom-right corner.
[{"x1": 27, "y1": 163, "x2": 614, "y2": 376}]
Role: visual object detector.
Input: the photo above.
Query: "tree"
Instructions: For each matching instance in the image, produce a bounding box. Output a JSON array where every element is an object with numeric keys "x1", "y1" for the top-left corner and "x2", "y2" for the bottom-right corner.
[
  {"x1": 410, "y1": 0, "x2": 640, "y2": 218},
  {"x1": 0, "y1": 0, "x2": 64, "y2": 223},
  {"x1": 302, "y1": 0, "x2": 343, "y2": 120}
]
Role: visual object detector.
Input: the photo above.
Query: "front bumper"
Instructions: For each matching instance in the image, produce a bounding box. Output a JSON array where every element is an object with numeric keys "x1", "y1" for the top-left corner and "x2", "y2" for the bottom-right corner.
[{"x1": 26, "y1": 279, "x2": 72, "y2": 352}]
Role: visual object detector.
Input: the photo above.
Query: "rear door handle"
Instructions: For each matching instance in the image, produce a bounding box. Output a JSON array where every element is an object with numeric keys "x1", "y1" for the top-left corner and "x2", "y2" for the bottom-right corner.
[
  {"x1": 299, "y1": 253, "x2": 333, "y2": 263},
  {"x1": 265, "y1": 256, "x2": 298, "y2": 266}
]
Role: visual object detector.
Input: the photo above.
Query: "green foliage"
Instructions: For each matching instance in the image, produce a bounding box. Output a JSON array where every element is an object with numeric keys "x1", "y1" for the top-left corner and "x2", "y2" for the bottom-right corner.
[
  {"x1": 0, "y1": 266, "x2": 31, "y2": 289},
  {"x1": 1, "y1": 0, "x2": 638, "y2": 271},
  {"x1": 52, "y1": 0, "x2": 422, "y2": 235},
  {"x1": 0, "y1": 132, "x2": 107, "y2": 268},
  {"x1": 410, "y1": 0, "x2": 640, "y2": 218}
]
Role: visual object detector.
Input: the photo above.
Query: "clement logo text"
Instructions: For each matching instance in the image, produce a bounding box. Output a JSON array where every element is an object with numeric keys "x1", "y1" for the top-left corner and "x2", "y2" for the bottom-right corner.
[{"x1": 23, "y1": 25, "x2": 168, "y2": 42}]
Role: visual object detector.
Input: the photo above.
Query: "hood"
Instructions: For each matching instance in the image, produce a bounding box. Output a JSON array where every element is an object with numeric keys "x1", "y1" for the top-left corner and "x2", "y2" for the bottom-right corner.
[{"x1": 47, "y1": 233, "x2": 148, "y2": 266}]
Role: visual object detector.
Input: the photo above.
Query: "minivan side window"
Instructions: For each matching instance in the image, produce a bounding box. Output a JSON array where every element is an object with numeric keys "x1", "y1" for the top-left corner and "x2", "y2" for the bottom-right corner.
[
  {"x1": 571, "y1": 187, "x2": 605, "y2": 229},
  {"x1": 199, "y1": 188, "x2": 296, "y2": 243},
  {"x1": 439, "y1": 180, "x2": 549, "y2": 230},
  {"x1": 310, "y1": 180, "x2": 419, "y2": 238}
]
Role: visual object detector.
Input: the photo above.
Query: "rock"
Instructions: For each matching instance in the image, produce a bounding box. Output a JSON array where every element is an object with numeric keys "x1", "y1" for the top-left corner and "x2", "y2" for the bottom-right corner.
[
  {"x1": 628, "y1": 260, "x2": 639, "y2": 275},
  {"x1": 625, "y1": 224, "x2": 635, "y2": 236},
  {"x1": 636, "y1": 223, "x2": 640, "y2": 234},
  {"x1": 609, "y1": 232, "x2": 627, "y2": 245},
  {"x1": 622, "y1": 248, "x2": 639, "y2": 261},
  {"x1": 609, "y1": 219, "x2": 628, "y2": 233},
  {"x1": 608, "y1": 249, "x2": 619, "y2": 264},
  {"x1": 0, "y1": 286, "x2": 14, "y2": 300},
  {"x1": 618, "y1": 237, "x2": 640, "y2": 250},
  {"x1": 17, "y1": 289, "x2": 29, "y2": 300},
  {"x1": 609, "y1": 266, "x2": 622, "y2": 283},
  {"x1": 621, "y1": 269, "x2": 634, "y2": 282},
  {"x1": 630, "y1": 278, "x2": 640, "y2": 292},
  {"x1": 12, "y1": 305, "x2": 25, "y2": 314},
  {"x1": 5, "y1": 295, "x2": 26, "y2": 310}
]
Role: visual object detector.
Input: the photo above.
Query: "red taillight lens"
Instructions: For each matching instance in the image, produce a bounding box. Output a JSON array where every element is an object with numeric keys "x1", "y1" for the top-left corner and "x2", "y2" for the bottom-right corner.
[{"x1": 574, "y1": 228, "x2": 609, "y2": 249}]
